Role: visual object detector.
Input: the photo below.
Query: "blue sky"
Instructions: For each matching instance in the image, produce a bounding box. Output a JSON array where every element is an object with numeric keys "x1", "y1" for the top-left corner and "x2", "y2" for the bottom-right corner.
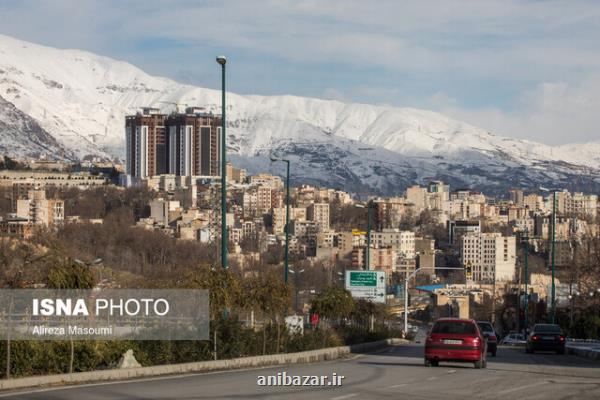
[{"x1": 1, "y1": 0, "x2": 599, "y2": 145}]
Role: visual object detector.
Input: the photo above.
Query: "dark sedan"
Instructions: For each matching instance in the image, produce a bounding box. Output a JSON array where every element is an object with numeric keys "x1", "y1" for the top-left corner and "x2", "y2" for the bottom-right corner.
[{"x1": 526, "y1": 324, "x2": 566, "y2": 354}]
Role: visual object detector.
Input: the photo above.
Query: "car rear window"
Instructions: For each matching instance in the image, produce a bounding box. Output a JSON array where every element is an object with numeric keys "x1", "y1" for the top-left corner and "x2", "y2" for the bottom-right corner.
[
  {"x1": 432, "y1": 321, "x2": 476, "y2": 334},
  {"x1": 533, "y1": 324, "x2": 561, "y2": 333},
  {"x1": 477, "y1": 322, "x2": 494, "y2": 332}
]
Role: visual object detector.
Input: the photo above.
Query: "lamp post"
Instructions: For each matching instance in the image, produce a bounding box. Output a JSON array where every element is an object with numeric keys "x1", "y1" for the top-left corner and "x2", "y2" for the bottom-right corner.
[
  {"x1": 216, "y1": 55, "x2": 228, "y2": 270},
  {"x1": 355, "y1": 203, "x2": 372, "y2": 270},
  {"x1": 523, "y1": 229, "x2": 529, "y2": 332},
  {"x1": 540, "y1": 187, "x2": 557, "y2": 323},
  {"x1": 270, "y1": 155, "x2": 290, "y2": 283}
]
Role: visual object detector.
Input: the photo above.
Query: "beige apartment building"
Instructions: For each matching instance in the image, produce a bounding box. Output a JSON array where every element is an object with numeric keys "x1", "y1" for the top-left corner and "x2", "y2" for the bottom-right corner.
[
  {"x1": 370, "y1": 229, "x2": 415, "y2": 259},
  {"x1": 461, "y1": 233, "x2": 516, "y2": 283},
  {"x1": 16, "y1": 189, "x2": 64, "y2": 226},
  {"x1": 272, "y1": 207, "x2": 307, "y2": 234},
  {"x1": 307, "y1": 203, "x2": 330, "y2": 231}
]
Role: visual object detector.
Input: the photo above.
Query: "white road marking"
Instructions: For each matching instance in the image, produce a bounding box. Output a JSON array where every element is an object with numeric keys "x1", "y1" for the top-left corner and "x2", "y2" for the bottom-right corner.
[
  {"x1": 426, "y1": 376, "x2": 437, "y2": 381},
  {"x1": 330, "y1": 394, "x2": 359, "y2": 400},
  {"x1": 497, "y1": 381, "x2": 548, "y2": 395},
  {"x1": 447, "y1": 370, "x2": 457, "y2": 374},
  {"x1": 387, "y1": 383, "x2": 407, "y2": 388}
]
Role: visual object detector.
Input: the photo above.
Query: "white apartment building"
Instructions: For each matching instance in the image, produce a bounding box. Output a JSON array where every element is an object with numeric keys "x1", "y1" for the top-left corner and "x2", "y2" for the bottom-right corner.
[
  {"x1": 370, "y1": 229, "x2": 415, "y2": 259},
  {"x1": 566, "y1": 192, "x2": 597, "y2": 218},
  {"x1": 462, "y1": 233, "x2": 516, "y2": 283}
]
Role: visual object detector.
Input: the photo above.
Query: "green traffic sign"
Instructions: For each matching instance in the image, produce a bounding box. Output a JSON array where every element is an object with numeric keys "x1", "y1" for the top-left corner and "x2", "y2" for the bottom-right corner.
[{"x1": 349, "y1": 271, "x2": 377, "y2": 287}]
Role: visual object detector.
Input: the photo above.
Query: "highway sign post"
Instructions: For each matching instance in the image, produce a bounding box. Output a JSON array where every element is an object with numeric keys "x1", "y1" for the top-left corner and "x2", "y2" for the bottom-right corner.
[{"x1": 345, "y1": 270, "x2": 386, "y2": 304}]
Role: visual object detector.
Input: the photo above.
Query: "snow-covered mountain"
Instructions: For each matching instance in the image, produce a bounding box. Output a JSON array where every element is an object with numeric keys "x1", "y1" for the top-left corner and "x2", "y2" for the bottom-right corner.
[
  {"x1": 0, "y1": 94, "x2": 74, "y2": 160},
  {"x1": 0, "y1": 34, "x2": 598, "y2": 195}
]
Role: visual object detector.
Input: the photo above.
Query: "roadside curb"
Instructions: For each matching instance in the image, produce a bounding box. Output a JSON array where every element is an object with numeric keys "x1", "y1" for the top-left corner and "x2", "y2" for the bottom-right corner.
[
  {"x1": 0, "y1": 338, "x2": 407, "y2": 391},
  {"x1": 566, "y1": 345, "x2": 600, "y2": 361}
]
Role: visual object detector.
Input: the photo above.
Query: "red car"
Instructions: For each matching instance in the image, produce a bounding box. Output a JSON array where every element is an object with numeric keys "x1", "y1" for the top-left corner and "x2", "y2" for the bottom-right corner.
[{"x1": 425, "y1": 318, "x2": 487, "y2": 368}]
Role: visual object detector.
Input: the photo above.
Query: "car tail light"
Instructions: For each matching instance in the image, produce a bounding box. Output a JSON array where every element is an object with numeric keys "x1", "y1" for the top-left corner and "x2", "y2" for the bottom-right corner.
[
  {"x1": 559, "y1": 335, "x2": 565, "y2": 342},
  {"x1": 532, "y1": 335, "x2": 539, "y2": 341},
  {"x1": 473, "y1": 337, "x2": 480, "y2": 345}
]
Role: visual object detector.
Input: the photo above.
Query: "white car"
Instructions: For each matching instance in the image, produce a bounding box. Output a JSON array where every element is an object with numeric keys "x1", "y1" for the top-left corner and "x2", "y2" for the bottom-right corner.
[{"x1": 500, "y1": 333, "x2": 526, "y2": 345}]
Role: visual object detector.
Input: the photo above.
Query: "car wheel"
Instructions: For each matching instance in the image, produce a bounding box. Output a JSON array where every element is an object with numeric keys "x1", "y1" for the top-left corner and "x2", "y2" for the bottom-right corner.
[
  {"x1": 491, "y1": 349, "x2": 497, "y2": 357},
  {"x1": 431, "y1": 359, "x2": 439, "y2": 367},
  {"x1": 525, "y1": 346, "x2": 532, "y2": 354},
  {"x1": 557, "y1": 349, "x2": 565, "y2": 355}
]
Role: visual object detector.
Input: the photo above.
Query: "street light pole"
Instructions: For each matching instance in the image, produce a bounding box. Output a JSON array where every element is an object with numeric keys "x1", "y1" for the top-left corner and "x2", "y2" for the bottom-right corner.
[
  {"x1": 216, "y1": 56, "x2": 228, "y2": 270},
  {"x1": 550, "y1": 191, "x2": 556, "y2": 324},
  {"x1": 540, "y1": 187, "x2": 558, "y2": 324},
  {"x1": 524, "y1": 229, "x2": 529, "y2": 332},
  {"x1": 270, "y1": 156, "x2": 290, "y2": 283},
  {"x1": 366, "y1": 203, "x2": 371, "y2": 270}
]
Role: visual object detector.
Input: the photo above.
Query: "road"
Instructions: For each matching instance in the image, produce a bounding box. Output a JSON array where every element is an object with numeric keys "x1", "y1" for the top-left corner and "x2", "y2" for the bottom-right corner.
[{"x1": 2, "y1": 345, "x2": 599, "y2": 399}]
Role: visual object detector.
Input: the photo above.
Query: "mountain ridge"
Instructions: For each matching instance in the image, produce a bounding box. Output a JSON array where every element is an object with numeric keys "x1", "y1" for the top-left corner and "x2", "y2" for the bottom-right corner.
[{"x1": 0, "y1": 34, "x2": 598, "y2": 195}]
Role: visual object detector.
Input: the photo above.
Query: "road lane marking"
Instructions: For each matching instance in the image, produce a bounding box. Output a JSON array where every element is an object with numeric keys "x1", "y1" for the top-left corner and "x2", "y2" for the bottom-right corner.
[
  {"x1": 330, "y1": 394, "x2": 358, "y2": 400},
  {"x1": 497, "y1": 381, "x2": 547, "y2": 395},
  {"x1": 447, "y1": 370, "x2": 456, "y2": 374},
  {"x1": 426, "y1": 376, "x2": 437, "y2": 380},
  {"x1": 387, "y1": 384, "x2": 407, "y2": 388}
]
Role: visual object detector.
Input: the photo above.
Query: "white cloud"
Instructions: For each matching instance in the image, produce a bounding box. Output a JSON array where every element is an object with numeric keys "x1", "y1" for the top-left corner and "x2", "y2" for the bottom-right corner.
[
  {"x1": 435, "y1": 74, "x2": 600, "y2": 145},
  {"x1": 0, "y1": 0, "x2": 600, "y2": 144}
]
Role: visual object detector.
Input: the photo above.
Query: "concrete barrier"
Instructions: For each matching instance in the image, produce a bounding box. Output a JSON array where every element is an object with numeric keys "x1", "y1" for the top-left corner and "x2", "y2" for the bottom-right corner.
[
  {"x1": 566, "y1": 344, "x2": 600, "y2": 361},
  {"x1": 0, "y1": 338, "x2": 405, "y2": 391}
]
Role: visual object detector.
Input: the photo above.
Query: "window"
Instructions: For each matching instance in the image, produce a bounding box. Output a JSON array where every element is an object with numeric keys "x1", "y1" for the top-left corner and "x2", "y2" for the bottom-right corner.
[{"x1": 432, "y1": 321, "x2": 476, "y2": 334}]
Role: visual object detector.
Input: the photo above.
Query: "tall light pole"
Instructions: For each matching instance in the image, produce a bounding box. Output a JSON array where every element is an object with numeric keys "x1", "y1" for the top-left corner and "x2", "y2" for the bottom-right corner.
[
  {"x1": 355, "y1": 203, "x2": 372, "y2": 270},
  {"x1": 540, "y1": 187, "x2": 557, "y2": 323},
  {"x1": 271, "y1": 155, "x2": 290, "y2": 283},
  {"x1": 523, "y1": 229, "x2": 529, "y2": 332},
  {"x1": 216, "y1": 55, "x2": 228, "y2": 270}
]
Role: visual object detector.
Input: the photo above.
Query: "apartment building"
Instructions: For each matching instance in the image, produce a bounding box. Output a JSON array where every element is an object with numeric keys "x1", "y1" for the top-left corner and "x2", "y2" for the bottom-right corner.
[
  {"x1": 248, "y1": 174, "x2": 283, "y2": 189},
  {"x1": 125, "y1": 107, "x2": 167, "y2": 179},
  {"x1": 307, "y1": 203, "x2": 330, "y2": 231},
  {"x1": 370, "y1": 229, "x2": 415, "y2": 259},
  {"x1": 448, "y1": 220, "x2": 481, "y2": 246},
  {"x1": 272, "y1": 207, "x2": 307, "y2": 234},
  {"x1": 126, "y1": 107, "x2": 221, "y2": 179},
  {"x1": 16, "y1": 189, "x2": 64, "y2": 226},
  {"x1": 461, "y1": 233, "x2": 516, "y2": 283}
]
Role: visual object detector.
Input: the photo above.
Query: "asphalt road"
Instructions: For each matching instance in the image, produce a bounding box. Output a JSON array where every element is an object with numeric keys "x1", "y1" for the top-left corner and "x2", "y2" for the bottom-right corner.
[{"x1": 2, "y1": 345, "x2": 599, "y2": 400}]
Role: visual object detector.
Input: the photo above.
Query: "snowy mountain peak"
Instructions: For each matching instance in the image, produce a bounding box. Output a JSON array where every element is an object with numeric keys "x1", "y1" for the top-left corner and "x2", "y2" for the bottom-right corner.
[{"x1": 0, "y1": 34, "x2": 599, "y2": 194}]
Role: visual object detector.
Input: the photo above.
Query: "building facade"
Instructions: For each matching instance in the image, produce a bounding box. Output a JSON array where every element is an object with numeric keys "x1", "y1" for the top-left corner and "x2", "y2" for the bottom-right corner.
[
  {"x1": 126, "y1": 107, "x2": 221, "y2": 179},
  {"x1": 461, "y1": 233, "x2": 516, "y2": 283}
]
